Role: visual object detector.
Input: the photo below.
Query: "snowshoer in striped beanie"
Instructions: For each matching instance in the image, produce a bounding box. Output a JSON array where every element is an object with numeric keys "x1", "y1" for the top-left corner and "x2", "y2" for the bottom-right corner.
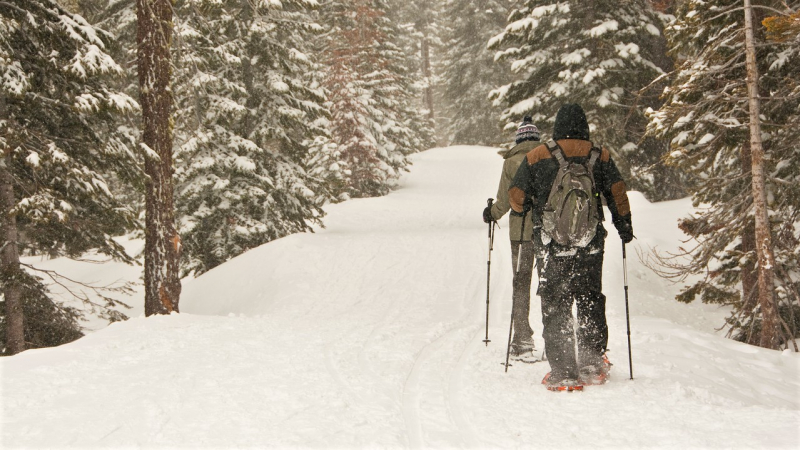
[{"x1": 482, "y1": 115, "x2": 543, "y2": 363}]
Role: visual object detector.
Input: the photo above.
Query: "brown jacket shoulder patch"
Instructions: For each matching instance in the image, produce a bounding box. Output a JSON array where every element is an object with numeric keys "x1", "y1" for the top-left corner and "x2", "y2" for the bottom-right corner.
[
  {"x1": 555, "y1": 139, "x2": 592, "y2": 158},
  {"x1": 525, "y1": 144, "x2": 551, "y2": 166}
]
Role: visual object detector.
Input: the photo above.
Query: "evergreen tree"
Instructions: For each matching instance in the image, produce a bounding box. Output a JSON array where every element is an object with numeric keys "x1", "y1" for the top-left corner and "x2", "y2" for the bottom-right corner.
[
  {"x1": 316, "y1": 0, "x2": 425, "y2": 199},
  {"x1": 169, "y1": 0, "x2": 329, "y2": 275},
  {"x1": 86, "y1": 0, "x2": 143, "y2": 200},
  {"x1": 631, "y1": 0, "x2": 687, "y2": 201},
  {"x1": 390, "y1": 0, "x2": 444, "y2": 121},
  {"x1": 645, "y1": 0, "x2": 800, "y2": 348},
  {"x1": 763, "y1": 9, "x2": 800, "y2": 349},
  {"x1": 488, "y1": 0, "x2": 681, "y2": 200},
  {"x1": 1, "y1": 0, "x2": 138, "y2": 353},
  {"x1": 95, "y1": 0, "x2": 330, "y2": 276},
  {"x1": 384, "y1": 0, "x2": 439, "y2": 146},
  {"x1": 440, "y1": 0, "x2": 511, "y2": 146}
]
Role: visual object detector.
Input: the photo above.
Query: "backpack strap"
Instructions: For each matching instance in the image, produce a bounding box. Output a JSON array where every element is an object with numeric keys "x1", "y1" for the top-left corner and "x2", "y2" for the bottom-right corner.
[
  {"x1": 587, "y1": 145, "x2": 601, "y2": 186},
  {"x1": 587, "y1": 146, "x2": 600, "y2": 170},
  {"x1": 588, "y1": 145, "x2": 603, "y2": 220},
  {"x1": 543, "y1": 140, "x2": 566, "y2": 214},
  {"x1": 545, "y1": 139, "x2": 567, "y2": 168}
]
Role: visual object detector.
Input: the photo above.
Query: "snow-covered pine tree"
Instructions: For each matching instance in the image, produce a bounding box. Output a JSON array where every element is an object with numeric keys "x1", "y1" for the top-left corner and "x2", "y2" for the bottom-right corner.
[
  {"x1": 316, "y1": 0, "x2": 424, "y2": 200},
  {"x1": 169, "y1": 0, "x2": 329, "y2": 276},
  {"x1": 93, "y1": 0, "x2": 329, "y2": 276},
  {"x1": 762, "y1": 13, "x2": 800, "y2": 343},
  {"x1": 440, "y1": 0, "x2": 511, "y2": 146},
  {"x1": 91, "y1": 0, "x2": 143, "y2": 212},
  {"x1": 626, "y1": 0, "x2": 688, "y2": 202},
  {"x1": 646, "y1": 0, "x2": 800, "y2": 349},
  {"x1": 488, "y1": 0, "x2": 680, "y2": 199},
  {"x1": 383, "y1": 0, "x2": 438, "y2": 147},
  {"x1": 390, "y1": 0, "x2": 443, "y2": 123},
  {"x1": 1, "y1": 0, "x2": 139, "y2": 353}
]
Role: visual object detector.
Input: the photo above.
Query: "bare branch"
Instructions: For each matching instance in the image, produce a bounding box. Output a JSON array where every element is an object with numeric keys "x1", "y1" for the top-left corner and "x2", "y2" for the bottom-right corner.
[{"x1": 20, "y1": 263, "x2": 135, "y2": 314}]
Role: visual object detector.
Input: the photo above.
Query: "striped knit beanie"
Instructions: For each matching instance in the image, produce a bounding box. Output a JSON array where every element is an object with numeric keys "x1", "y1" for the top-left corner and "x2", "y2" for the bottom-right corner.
[{"x1": 515, "y1": 116, "x2": 540, "y2": 144}]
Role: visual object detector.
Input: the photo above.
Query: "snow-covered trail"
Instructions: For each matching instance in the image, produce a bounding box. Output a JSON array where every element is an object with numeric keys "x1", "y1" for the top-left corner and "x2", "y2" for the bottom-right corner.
[{"x1": 2, "y1": 146, "x2": 799, "y2": 449}]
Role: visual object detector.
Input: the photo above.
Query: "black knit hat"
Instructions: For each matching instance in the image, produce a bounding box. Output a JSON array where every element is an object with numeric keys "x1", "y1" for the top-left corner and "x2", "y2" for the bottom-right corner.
[
  {"x1": 515, "y1": 115, "x2": 540, "y2": 144},
  {"x1": 552, "y1": 104, "x2": 590, "y2": 141}
]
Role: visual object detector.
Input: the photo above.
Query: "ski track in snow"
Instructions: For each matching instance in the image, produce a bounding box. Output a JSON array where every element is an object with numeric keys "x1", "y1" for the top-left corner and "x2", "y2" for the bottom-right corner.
[{"x1": 2, "y1": 146, "x2": 799, "y2": 449}]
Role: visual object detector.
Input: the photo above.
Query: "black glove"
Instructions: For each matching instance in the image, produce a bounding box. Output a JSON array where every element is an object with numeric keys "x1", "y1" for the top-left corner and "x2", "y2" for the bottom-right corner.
[
  {"x1": 483, "y1": 205, "x2": 494, "y2": 223},
  {"x1": 509, "y1": 201, "x2": 532, "y2": 217},
  {"x1": 614, "y1": 213, "x2": 634, "y2": 244}
]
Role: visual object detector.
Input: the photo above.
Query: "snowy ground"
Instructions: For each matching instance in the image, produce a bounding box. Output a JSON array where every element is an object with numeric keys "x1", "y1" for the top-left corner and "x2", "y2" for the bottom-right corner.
[{"x1": 2, "y1": 146, "x2": 799, "y2": 449}]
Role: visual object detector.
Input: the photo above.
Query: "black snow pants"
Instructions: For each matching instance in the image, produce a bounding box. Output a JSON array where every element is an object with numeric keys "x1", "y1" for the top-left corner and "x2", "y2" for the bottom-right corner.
[{"x1": 539, "y1": 246, "x2": 608, "y2": 380}]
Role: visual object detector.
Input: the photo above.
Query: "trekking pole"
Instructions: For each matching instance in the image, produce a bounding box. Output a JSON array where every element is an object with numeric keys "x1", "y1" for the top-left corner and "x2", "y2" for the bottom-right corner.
[
  {"x1": 483, "y1": 199, "x2": 495, "y2": 346},
  {"x1": 505, "y1": 209, "x2": 527, "y2": 372},
  {"x1": 515, "y1": 211, "x2": 527, "y2": 273},
  {"x1": 622, "y1": 242, "x2": 634, "y2": 380}
]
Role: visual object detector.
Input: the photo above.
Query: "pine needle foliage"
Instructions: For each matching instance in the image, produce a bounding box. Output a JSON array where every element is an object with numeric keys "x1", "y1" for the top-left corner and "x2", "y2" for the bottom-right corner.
[
  {"x1": 315, "y1": 0, "x2": 423, "y2": 200},
  {"x1": 171, "y1": 0, "x2": 330, "y2": 276},
  {"x1": 489, "y1": 0, "x2": 684, "y2": 200},
  {"x1": 645, "y1": 0, "x2": 800, "y2": 348},
  {"x1": 440, "y1": 0, "x2": 511, "y2": 146},
  {"x1": 1, "y1": 0, "x2": 140, "y2": 352}
]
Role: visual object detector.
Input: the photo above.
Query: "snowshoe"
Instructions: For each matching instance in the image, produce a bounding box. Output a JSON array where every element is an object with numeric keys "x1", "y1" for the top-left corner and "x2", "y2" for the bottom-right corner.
[
  {"x1": 542, "y1": 372, "x2": 584, "y2": 392},
  {"x1": 579, "y1": 354, "x2": 612, "y2": 386},
  {"x1": 510, "y1": 351, "x2": 542, "y2": 364},
  {"x1": 509, "y1": 338, "x2": 541, "y2": 364}
]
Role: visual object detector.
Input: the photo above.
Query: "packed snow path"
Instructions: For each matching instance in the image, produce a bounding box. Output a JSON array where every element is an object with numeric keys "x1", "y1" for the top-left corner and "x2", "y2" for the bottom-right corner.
[{"x1": 2, "y1": 146, "x2": 799, "y2": 448}]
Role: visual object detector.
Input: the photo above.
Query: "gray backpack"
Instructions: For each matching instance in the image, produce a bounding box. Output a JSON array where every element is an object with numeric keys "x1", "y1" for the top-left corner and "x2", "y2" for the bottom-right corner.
[{"x1": 541, "y1": 140, "x2": 601, "y2": 247}]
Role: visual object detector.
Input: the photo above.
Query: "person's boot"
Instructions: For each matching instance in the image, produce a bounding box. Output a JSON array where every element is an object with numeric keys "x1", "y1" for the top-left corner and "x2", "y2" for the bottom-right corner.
[
  {"x1": 542, "y1": 371, "x2": 584, "y2": 392},
  {"x1": 578, "y1": 353, "x2": 612, "y2": 385}
]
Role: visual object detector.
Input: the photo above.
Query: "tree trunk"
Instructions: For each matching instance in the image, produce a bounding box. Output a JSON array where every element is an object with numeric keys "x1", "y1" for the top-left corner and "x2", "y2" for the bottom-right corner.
[
  {"x1": 421, "y1": 35, "x2": 434, "y2": 121},
  {"x1": 743, "y1": 0, "x2": 779, "y2": 349},
  {"x1": 137, "y1": 0, "x2": 181, "y2": 316},
  {"x1": 0, "y1": 92, "x2": 24, "y2": 355},
  {"x1": 241, "y1": 0, "x2": 257, "y2": 138},
  {"x1": 740, "y1": 142, "x2": 758, "y2": 335},
  {"x1": 0, "y1": 151, "x2": 25, "y2": 355}
]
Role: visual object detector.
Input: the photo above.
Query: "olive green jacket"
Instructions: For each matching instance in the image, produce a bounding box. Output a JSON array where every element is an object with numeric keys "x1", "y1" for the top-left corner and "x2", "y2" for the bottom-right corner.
[{"x1": 490, "y1": 140, "x2": 538, "y2": 241}]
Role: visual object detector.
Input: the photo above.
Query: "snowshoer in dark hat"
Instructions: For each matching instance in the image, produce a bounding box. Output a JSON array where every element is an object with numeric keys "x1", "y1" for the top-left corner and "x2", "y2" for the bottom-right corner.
[{"x1": 508, "y1": 104, "x2": 634, "y2": 391}]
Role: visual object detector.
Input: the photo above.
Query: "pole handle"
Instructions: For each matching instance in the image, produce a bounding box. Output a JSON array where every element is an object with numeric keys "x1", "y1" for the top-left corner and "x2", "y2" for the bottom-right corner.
[{"x1": 487, "y1": 198, "x2": 494, "y2": 238}]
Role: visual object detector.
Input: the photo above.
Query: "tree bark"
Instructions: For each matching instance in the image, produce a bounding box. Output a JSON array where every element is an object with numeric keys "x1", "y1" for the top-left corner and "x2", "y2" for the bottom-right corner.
[
  {"x1": 421, "y1": 35, "x2": 434, "y2": 121},
  {"x1": 740, "y1": 142, "x2": 758, "y2": 336},
  {"x1": 241, "y1": 0, "x2": 257, "y2": 138},
  {"x1": 743, "y1": 0, "x2": 779, "y2": 349},
  {"x1": 137, "y1": 0, "x2": 181, "y2": 316},
  {"x1": 0, "y1": 91, "x2": 24, "y2": 355},
  {"x1": 0, "y1": 150, "x2": 25, "y2": 355}
]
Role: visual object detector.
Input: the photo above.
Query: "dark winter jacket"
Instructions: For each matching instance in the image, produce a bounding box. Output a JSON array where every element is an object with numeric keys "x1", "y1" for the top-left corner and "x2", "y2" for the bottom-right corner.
[
  {"x1": 509, "y1": 106, "x2": 632, "y2": 252},
  {"x1": 490, "y1": 140, "x2": 537, "y2": 241}
]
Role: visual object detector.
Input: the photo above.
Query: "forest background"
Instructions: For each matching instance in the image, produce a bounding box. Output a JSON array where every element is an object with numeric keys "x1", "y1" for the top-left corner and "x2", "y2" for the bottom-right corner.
[{"x1": 1, "y1": 0, "x2": 799, "y2": 355}]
